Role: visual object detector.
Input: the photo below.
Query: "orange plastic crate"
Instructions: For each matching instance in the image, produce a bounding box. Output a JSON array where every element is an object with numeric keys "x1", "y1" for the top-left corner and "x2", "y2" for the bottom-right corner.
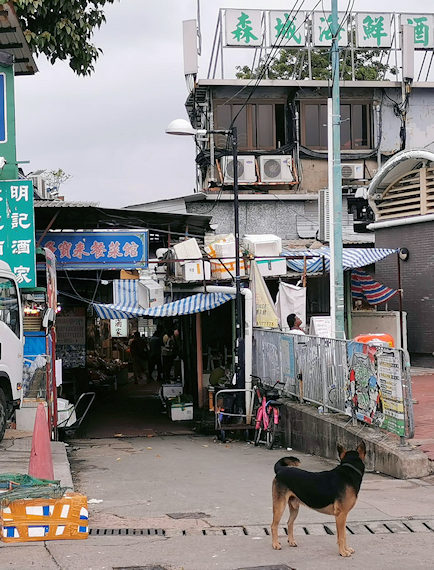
[{"x1": 1, "y1": 493, "x2": 88, "y2": 542}]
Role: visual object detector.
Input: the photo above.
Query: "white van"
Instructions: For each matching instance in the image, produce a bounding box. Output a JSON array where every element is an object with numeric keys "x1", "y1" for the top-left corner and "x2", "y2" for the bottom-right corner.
[{"x1": 0, "y1": 260, "x2": 23, "y2": 440}]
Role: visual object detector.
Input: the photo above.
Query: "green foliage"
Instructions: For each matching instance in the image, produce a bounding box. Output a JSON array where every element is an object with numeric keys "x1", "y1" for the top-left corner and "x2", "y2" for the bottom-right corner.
[
  {"x1": 236, "y1": 47, "x2": 397, "y2": 81},
  {"x1": 14, "y1": 0, "x2": 117, "y2": 75},
  {"x1": 42, "y1": 169, "x2": 72, "y2": 195}
]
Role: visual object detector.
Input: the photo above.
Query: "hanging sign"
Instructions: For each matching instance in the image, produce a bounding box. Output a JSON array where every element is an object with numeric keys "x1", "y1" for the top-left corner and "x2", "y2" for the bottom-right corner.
[
  {"x1": 110, "y1": 318, "x2": 128, "y2": 338},
  {"x1": 39, "y1": 231, "x2": 148, "y2": 270},
  {"x1": 0, "y1": 180, "x2": 36, "y2": 288}
]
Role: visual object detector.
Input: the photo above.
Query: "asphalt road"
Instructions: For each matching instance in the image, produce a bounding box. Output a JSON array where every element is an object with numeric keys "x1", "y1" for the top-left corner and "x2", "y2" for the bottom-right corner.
[{"x1": 1, "y1": 434, "x2": 434, "y2": 569}]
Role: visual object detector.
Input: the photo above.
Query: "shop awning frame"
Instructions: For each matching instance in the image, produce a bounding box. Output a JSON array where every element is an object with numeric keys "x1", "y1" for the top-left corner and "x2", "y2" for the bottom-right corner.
[
  {"x1": 92, "y1": 291, "x2": 235, "y2": 320},
  {"x1": 282, "y1": 247, "x2": 398, "y2": 274}
]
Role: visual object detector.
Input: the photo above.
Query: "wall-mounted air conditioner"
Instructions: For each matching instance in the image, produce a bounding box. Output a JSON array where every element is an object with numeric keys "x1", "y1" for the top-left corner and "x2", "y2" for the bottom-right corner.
[
  {"x1": 220, "y1": 155, "x2": 256, "y2": 183},
  {"x1": 259, "y1": 155, "x2": 294, "y2": 183},
  {"x1": 318, "y1": 188, "x2": 330, "y2": 242},
  {"x1": 341, "y1": 163, "x2": 364, "y2": 180}
]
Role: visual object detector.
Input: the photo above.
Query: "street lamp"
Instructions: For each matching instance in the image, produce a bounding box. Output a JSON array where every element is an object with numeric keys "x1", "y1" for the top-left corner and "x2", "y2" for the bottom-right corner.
[{"x1": 166, "y1": 119, "x2": 244, "y2": 389}]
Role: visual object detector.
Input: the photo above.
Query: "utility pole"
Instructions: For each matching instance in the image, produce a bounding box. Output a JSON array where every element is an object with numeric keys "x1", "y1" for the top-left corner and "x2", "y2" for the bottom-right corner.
[
  {"x1": 330, "y1": 0, "x2": 345, "y2": 339},
  {"x1": 231, "y1": 126, "x2": 244, "y2": 389}
]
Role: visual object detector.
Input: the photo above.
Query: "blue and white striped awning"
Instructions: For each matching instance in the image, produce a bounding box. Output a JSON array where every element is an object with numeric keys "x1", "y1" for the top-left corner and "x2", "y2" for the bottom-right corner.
[
  {"x1": 113, "y1": 279, "x2": 138, "y2": 312},
  {"x1": 93, "y1": 292, "x2": 235, "y2": 320},
  {"x1": 283, "y1": 247, "x2": 398, "y2": 274}
]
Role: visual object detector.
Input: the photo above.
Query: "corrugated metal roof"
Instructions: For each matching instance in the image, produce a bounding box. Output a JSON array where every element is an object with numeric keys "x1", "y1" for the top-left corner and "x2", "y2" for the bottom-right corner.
[
  {"x1": 33, "y1": 203, "x2": 212, "y2": 235},
  {"x1": 0, "y1": 2, "x2": 37, "y2": 75},
  {"x1": 35, "y1": 200, "x2": 99, "y2": 208}
]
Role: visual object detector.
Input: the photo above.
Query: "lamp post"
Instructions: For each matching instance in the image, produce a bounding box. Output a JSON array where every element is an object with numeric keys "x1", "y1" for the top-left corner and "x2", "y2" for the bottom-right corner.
[{"x1": 166, "y1": 120, "x2": 244, "y2": 389}]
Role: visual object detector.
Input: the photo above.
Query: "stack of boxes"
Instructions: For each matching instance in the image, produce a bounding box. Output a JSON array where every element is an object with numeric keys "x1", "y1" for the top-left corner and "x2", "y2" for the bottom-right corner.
[
  {"x1": 173, "y1": 238, "x2": 210, "y2": 281},
  {"x1": 243, "y1": 234, "x2": 286, "y2": 277},
  {"x1": 205, "y1": 234, "x2": 246, "y2": 279}
]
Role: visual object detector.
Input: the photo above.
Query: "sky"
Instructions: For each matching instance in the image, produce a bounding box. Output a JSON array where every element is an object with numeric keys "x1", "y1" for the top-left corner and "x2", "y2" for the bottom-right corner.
[{"x1": 13, "y1": 0, "x2": 434, "y2": 209}]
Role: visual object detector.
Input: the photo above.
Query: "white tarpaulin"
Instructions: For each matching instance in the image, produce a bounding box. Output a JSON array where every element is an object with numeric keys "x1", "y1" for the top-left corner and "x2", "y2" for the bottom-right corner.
[{"x1": 275, "y1": 282, "x2": 307, "y2": 330}]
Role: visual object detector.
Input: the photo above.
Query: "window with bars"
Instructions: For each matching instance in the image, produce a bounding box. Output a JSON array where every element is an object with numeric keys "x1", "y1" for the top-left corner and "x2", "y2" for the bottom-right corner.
[{"x1": 300, "y1": 100, "x2": 372, "y2": 150}]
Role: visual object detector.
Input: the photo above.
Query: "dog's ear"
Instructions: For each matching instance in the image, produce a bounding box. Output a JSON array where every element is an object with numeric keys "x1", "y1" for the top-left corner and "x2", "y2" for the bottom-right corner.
[
  {"x1": 337, "y1": 444, "x2": 346, "y2": 459},
  {"x1": 357, "y1": 441, "x2": 366, "y2": 461}
]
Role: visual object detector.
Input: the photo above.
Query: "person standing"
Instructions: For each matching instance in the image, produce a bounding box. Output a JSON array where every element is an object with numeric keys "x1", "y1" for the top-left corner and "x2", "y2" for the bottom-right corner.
[
  {"x1": 148, "y1": 328, "x2": 163, "y2": 381},
  {"x1": 161, "y1": 330, "x2": 176, "y2": 382},
  {"x1": 286, "y1": 313, "x2": 306, "y2": 335},
  {"x1": 129, "y1": 331, "x2": 148, "y2": 384}
]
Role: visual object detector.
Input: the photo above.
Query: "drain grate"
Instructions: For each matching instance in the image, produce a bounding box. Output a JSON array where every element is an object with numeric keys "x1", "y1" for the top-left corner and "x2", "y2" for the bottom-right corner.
[
  {"x1": 89, "y1": 528, "x2": 165, "y2": 536},
  {"x1": 89, "y1": 520, "x2": 434, "y2": 539}
]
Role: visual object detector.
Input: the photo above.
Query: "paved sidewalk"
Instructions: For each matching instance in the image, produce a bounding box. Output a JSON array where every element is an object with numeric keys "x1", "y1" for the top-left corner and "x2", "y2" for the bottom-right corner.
[
  {"x1": 0, "y1": 430, "x2": 73, "y2": 488},
  {"x1": 411, "y1": 369, "x2": 434, "y2": 461}
]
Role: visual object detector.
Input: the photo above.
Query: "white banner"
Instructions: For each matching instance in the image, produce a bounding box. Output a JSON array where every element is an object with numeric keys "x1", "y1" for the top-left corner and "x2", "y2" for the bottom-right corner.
[{"x1": 275, "y1": 282, "x2": 306, "y2": 331}]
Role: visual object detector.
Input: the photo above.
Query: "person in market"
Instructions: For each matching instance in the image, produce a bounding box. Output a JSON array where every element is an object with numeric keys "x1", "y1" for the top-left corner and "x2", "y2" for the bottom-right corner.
[
  {"x1": 148, "y1": 327, "x2": 163, "y2": 381},
  {"x1": 286, "y1": 313, "x2": 306, "y2": 335},
  {"x1": 129, "y1": 331, "x2": 149, "y2": 384},
  {"x1": 161, "y1": 329, "x2": 176, "y2": 382}
]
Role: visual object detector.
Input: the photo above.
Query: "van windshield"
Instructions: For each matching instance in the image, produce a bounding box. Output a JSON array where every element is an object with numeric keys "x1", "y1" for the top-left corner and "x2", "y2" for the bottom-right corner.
[{"x1": 0, "y1": 277, "x2": 20, "y2": 338}]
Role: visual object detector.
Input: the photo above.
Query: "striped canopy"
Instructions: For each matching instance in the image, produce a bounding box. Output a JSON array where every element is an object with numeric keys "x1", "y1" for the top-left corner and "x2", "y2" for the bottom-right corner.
[
  {"x1": 283, "y1": 247, "x2": 398, "y2": 274},
  {"x1": 351, "y1": 269, "x2": 398, "y2": 305},
  {"x1": 93, "y1": 292, "x2": 235, "y2": 320}
]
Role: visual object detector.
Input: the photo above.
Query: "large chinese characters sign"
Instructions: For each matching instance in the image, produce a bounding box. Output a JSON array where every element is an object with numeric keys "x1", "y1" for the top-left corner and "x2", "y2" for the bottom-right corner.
[
  {"x1": 224, "y1": 10, "x2": 434, "y2": 50},
  {"x1": 0, "y1": 180, "x2": 36, "y2": 288},
  {"x1": 39, "y1": 231, "x2": 148, "y2": 270}
]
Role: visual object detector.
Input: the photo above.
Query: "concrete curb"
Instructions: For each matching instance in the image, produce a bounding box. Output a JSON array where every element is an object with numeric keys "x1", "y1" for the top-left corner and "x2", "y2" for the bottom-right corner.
[
  {"x1": 282, "y1": 401, "x2": 432, "y2": 479},
  {"x1": 0, "y1": 433, "x2": 74, "y2": 489}
]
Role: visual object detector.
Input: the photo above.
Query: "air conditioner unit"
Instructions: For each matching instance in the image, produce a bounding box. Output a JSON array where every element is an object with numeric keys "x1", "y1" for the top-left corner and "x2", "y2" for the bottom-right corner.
[
  {"x1": 259, "y1": 155, "x2": 294, "y2": 183},
  {"x1": 220, "y1": 155, "x2": 256, "y2": 183},
  {"x1": 341, "y1": 163, "x2": 364, "y2": 180},
  {"x1": 318, "y1": 188, "x2": 330, "y2": 242}
]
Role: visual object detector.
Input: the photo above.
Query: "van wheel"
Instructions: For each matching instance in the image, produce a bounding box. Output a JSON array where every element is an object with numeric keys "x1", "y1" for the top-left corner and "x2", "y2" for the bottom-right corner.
[{"x1": 0, "y1": 388, "x2": 7, "y2": 442}]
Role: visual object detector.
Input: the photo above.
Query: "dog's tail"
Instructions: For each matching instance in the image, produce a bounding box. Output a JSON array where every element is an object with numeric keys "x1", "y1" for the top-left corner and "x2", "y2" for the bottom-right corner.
[{"x1": 274, "y1": 456, "x2": 301, "y2": 474}]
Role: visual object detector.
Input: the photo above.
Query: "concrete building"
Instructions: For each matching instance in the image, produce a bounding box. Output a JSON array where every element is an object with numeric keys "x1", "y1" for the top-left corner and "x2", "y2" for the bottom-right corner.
[{"x1": 128, "y1": 8, "x2": 434, "y2": 347}]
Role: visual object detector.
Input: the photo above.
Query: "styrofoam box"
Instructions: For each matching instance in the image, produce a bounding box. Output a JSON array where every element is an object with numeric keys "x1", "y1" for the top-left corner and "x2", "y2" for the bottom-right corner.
[
  {"x1": 255, "y1": 257, "x2": 287, "y2": 277},
  {"x1": 214, "y1": 241, "x2": 236, "y2": 258},
  {"x1": 173, "y1": 238, "x2": 202, "y2": 261},
  {"x1": 181, "y1": 261, "x2": 211, "y2": 281},
  {"x1": 170, "y1": 402, "x2": 193, "y2": 421},
  {"x1": 161, "y1": 383, "x2": 183, "y2": 399},
  {"x1": 243, "y1": 234, "x2": 282, "y2": 257},
  {"x1": 210, "y1": 259, "x2": 246, "y2": 279}
]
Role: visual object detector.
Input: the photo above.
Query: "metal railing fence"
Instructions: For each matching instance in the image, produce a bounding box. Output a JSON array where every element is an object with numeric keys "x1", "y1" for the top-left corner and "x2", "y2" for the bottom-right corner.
[{"x1": 252, "y1": 329, "x2": 414, "y2": 439}]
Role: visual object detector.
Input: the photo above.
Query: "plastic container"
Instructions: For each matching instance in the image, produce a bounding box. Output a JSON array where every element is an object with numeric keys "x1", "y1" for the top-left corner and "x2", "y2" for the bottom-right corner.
[
  {"x1": 170, "y1": 402, "x2": 193, "y2": 421},
  {"x1": 353, "y1": 333, "x2": 395, "y2": 348}
]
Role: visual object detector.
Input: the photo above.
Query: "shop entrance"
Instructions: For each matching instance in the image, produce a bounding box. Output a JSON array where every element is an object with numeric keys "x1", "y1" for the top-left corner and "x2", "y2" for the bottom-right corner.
[{"x1": 58, "y1": 299, "x2": 235, "y2": 439}]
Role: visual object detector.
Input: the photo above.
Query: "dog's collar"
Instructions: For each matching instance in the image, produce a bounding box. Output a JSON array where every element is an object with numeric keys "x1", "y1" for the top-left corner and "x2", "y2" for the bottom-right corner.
[{"x1": 340, "y1": 462, "x2": 364, "y2": 478}]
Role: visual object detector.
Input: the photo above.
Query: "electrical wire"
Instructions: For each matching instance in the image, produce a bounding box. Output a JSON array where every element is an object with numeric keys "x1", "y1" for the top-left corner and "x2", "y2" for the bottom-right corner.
[{"x1": 229, "y1": 0, "x2": 314, "y2": 128}]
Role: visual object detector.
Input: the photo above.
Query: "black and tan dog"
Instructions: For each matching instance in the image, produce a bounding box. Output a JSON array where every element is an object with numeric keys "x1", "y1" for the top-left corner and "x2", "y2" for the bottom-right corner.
[{"x1": 271, "y1": 442, "x2": 366, "y2": 557}]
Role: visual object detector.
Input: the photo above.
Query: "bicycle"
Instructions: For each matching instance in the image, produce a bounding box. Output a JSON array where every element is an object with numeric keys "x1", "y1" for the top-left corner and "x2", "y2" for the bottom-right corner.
[{"x1": 251, "y1": 375, "x2": 284, "y2": 450}]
